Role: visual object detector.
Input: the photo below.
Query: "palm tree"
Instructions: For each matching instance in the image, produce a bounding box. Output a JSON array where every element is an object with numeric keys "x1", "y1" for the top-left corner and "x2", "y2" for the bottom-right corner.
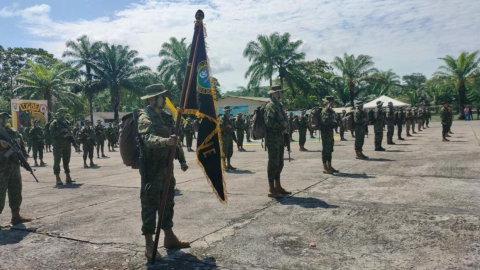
[
  {"x1": 157, "y1": 37, "x2": 190, "y2": 103},
  {"x1": 14, "y1": 60, "x2": 82, "y2": 111},
  {"x1": 243, "y1": 34, "x2": 276, "y2": 88},
  {"x1": 328, "y1": 77, "x2": 350, "y2": 106},
  {"x1": 435, "y1": 51, "x2": 480, "y2": 118},
  {"x1": 332, "y1": 53, "x2": 377, "y2": 106},
  {"x1": 91, "y1": 44, "x2": 150, "y2": 121},
  {"x1": 63, "y1": 35, "x2": 103, "y2": 122}
]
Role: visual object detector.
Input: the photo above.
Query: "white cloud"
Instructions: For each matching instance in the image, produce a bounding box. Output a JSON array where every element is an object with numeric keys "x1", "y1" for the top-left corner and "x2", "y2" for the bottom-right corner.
[{"x1": 2, "y1": 0, "x2": 480, "y2": 91}]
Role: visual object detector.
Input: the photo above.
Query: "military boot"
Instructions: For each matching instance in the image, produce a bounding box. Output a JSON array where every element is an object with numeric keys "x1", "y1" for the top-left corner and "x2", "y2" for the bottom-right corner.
[
  {"x1": 323, "y1": 163, "x2": 333, "y2": 174},
  {"x1": 275, "y1": 178, "x2": 291, "y2": 195},
  {"x1": 226, "y1": 159, "x2": 236, "y2": 171},
  {"x1": 341, "y1": 137, "x2": 347, "y2": 141},
  {"x1": 163, "y1": 228, "x2": 190, "y2": 249},
  {"x1": 34, "y1": 159, "x2": 39, "y2": 167},
  {"x1": 360, "y1": 152, "x2": 369, "y2": 159},
  {"x1": 302, "y1": 146, "x2": 308, "y2": 151},
  {"x1": 327, "y1": 161, "x2": 339, "y2": 173},
  {"x1": 90, "y1": 160, "x2": 97, "y2": 168},
  {"x1": 11, "y1": 209, "x2": 32, "y2": 225},
  {"x1": 40, "y1": 160, "x2": 46, "y2": 166},
  {"x1": 355, "y1": 151, "x2": 363, "y2": 159},
  {"x1": 443, "y1": 135, "x2": 450, "y2": 142},
  {"x1": 83, "y1": 160, "x2": 89, "y2": 168},
  {"x1": 406, "y1": 131, "x2": 412, "y2": 137},
  {"x1": 55, "y1": 174, "x2": 63, "y2": 185},
  {"x1": 65, "y1": 173, "x2": 75, "y2": 184},
  {"x1": 268, "y1": 182, "x2": 283, "y2": 198},
  {"x1": 144, "y1": 234, "x2": 162, "y2": 262}
]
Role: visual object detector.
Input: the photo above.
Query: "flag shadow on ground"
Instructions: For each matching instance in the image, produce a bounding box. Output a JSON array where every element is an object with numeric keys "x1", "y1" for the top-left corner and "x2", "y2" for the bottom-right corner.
[{"x1": 279, "y1": 197, "x2": 339, "y2": 209}]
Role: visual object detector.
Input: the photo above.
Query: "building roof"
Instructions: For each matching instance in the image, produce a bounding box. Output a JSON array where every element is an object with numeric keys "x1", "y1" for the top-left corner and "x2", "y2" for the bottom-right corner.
[
  {"x1": 84, "y1": 112, "x2": 129, "y2": 119},
  {"x1": 220, "y1": 96, "x2": 270, "y2": 103},
  {"x1": 363, "y1": 96, "x2": 410, "y2": 109}
]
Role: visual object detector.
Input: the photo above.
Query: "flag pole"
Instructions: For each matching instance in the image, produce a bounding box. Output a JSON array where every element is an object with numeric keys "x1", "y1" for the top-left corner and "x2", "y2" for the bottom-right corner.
[{"x1": 150, "y1": 10, "x2": 204, "y2": 265}]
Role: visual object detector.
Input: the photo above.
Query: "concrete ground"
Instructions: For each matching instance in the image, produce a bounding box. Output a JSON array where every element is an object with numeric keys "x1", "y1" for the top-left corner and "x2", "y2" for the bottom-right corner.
[{"x1": 1, "y1": 121, "x2": 480, "y2": 269}]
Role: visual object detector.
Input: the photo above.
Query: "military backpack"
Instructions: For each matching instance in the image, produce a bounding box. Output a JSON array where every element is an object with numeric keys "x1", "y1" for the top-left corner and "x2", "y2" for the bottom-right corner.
[
  {"x1": 308, "y1": 107, "x2": 323, "y2": 130},
  {"x1": 119, "y1": 109, "x2": 144, "y2": 169},
  {"x1": 249, "y1": 105, "x2": 267, "y2": 140}
]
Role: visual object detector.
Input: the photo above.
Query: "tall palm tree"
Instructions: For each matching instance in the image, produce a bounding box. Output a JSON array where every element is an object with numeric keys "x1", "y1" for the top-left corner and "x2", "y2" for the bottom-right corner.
[
  {"x1": 91, "y1": 44, "x2": 150, "y2": 121},
  {"x1": 63, "y1": 35, "x2": 104, "y2": 122},
  {"x1": 332, "y1": 53, "x2": 377, "y2": 106},
  {"x1": 14, "y1": 60, "x2": 82, "y2": 111},
  {"x1": 243, "y1": 34, "x2": 276, "y2": 88},
  {"x1": 435, "y1": 51, "x2": 480, "y2": 118},
  {"x1": 157, "y1": 37, "x2": 190, "y2": 103}
]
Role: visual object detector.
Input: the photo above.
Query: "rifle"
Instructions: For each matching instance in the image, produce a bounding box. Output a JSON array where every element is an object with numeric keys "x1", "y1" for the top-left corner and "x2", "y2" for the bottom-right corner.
[
  {"x1": 133, "y1": 110, "x2": 150, "y2": 193},
  {"x1": 0, "y1": 127, "x2": 39, "y2": 182},
  {"x1": 58, "y1": 120, "x2": 80, "y2": 153},
  {"x1": 283, "y1": 131, "x2": 291, "y2": 162}
]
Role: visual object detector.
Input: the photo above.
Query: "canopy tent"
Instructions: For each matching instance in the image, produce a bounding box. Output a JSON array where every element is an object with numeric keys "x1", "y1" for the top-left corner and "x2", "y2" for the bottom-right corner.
[{"x1": 363, "y1": 96, "x2": 410, "y2": 109}]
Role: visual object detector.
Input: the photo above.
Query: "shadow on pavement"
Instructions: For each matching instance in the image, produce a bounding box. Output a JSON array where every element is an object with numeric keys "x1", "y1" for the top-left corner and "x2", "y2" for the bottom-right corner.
[
  {"x1": 334, "y1": 172, "x2": 374, "y2": 179},
  {"x1": 227, "y1": 169, "x2": 254, "y2": 175},
  {"x1": 364, "y1": 158, "x2": 394, "y2": 162},
  {"x1": 55, "y1": 183, "x2": 83, "y2": 189},
  {"x1": 0, "y1": 225, "x2": 31, "y2": 245},
  {"x1": 148, "y1": 250, "x2": 219, "y2": 269},
  {"x1": 279, "y1": 197, "x2": 339, "y2": 209},
  {"x1": 385, "y1": 150, "x2": 409, "y2": 152}
]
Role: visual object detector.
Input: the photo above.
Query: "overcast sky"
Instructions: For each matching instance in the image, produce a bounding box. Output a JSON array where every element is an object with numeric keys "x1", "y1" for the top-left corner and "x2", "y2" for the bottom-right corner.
[{"x1": 1, "y1": 0, "x2": 479, "y2": 91}]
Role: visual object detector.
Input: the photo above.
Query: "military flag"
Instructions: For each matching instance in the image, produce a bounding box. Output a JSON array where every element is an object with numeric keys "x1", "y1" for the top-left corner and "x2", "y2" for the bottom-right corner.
[{"x1": 183, "y1": 10, "x2": 227, "y2": 202}]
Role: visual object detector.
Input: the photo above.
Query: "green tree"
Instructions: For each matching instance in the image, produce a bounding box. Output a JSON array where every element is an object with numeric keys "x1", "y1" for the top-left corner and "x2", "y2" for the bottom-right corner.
[
  {"x1": 435, "y1": 51, "x2": 480, "y2": 118},
  {"x1": 14, "y1": 60, "x2": 82, "y2": 111},
  {"x1": 63, "y1": 35, "x2": 104, "y2": 122},
  {"x1": 332, "y1": 53, "x2": 377, "y2": 107},
  {"x1": 157, "y1": 37, "x2": 190, "y2": 104},
  {"x1": 91, "y1": 44, "x2": 150, "y2": 121}
]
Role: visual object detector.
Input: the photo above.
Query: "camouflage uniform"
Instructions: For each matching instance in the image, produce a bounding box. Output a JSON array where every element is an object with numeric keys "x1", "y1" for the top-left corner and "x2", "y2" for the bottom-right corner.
[
  {"x1": 297, "y1": 113, "x2": 309, "y2": 150},
  {"x1": 374, "y1": 102, "x2": 385, "y2": 150},
  {"x1": 29, "y1": 123, "x2": 45, "y2": 165},
  {"x1": 425, "y1": 107, "x2": 431, "y2": 127},
  {"x1": 95, "y1": 122, "x2": 106, "y2": 157},
  {"x1": 411, "y1": 108, "x2": 417, "y2": 133},
  {"x1": 50, "y1": 117, "x2": 73, "y2": 175},
  {"x1": 106, "y1": 124, "x2": 115, "y2": 151},
  {"x1": 288, "y1": 112, "x2": 295, "y2": 141},
  {"x1": 264, "y1": 97, "x2": 287, "y2": 183},
  {"x1": 220, "y1": 110, "x2": 234, "y2": 165},
  {"x1": 78, "y1": 124, "x2": 96, "y2": 165},
  {"x1": 44, "y1": 120, "x2": 53, "y2": 152},
  {"x1": 137, "y1": 105, "x2": 186, "y2": 234},
  {"x1": 417, "y1": 108, "x2": 424, "y2": 131},
  {"x1": 234, "y1": 115, "x2": 246, "y2": 150},
  {"x1": 0, "y1": 126, "x2": 25, "y2": 217},
  {"x1": 183, "y1": 119, "x2": 195, "y2": 151},
  {"x1": 441, "y1": 106, "x2": 449, "y2": 136},
  {"x1": 320, "y1": 106, "x2": 335, "y2": 163},
  {"x1": 354, "y1": 105, "x2": 367, "y2": 153},
  {"x1": 386, "y1": 104, "x2": 395, "y2": 144},
  {"x1": 339, "y1": 111, "x2": 346, "y2": 140},
  {"x1": 395, "y1": 108, "x2": 405, "y2": 140}
]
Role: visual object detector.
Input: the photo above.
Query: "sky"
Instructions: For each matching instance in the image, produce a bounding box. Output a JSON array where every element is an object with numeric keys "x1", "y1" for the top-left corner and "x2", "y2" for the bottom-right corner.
[{"x1": 1, "y1": 0, "x2": 479, "y2": 91}]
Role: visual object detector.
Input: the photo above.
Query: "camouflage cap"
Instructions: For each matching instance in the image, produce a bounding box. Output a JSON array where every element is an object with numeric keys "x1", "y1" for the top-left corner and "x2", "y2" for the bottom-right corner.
[
  {"x1": 388, "y1": 101, "x2": 393, "y2": 106},
  {"x1": 267, "y1": 85, "x2": 286, "y2": 94},
  {"x1": 376, "y1": 101, "x2": 383, "y2": 106},
  {"x1": 97, "y1": 119, "x2": 102, "y2": 123},
  {"x1": 140, "y1": 84, "x2": 168, "y2": 100}
]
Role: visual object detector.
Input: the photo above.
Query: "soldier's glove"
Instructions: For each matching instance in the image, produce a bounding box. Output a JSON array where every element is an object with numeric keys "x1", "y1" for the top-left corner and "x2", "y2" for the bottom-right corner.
[
  {"x1": 165, "y1": 135, "x2": 179, "y2": 146},
  {"x1": 181, "y1": 163, "x2": 189, "y2": 172},
  {"x1": 0, "y1": 140, "x2": 9, "y2": 149}
]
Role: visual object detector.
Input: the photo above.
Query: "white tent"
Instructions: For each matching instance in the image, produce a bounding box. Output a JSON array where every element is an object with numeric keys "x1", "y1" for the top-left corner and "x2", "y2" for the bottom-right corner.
[{"x1": 363, "y1": 96, "x2": 410, "y2": 109}]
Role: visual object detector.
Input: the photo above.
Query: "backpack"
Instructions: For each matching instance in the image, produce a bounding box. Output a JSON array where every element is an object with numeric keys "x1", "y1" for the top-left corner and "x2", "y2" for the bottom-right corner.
[
  {"x1": 308, "y1": 107, "x2": 323, "y2": 130},
  {"x1": 344, "y1": 113, "x2": 354, "y2": 131},
  {"x1": 249, "y1": 105, "x2": 266, "y2": 140},
  {"x1": 119, "y1": 109, "x2": 143, "y2": 169}
]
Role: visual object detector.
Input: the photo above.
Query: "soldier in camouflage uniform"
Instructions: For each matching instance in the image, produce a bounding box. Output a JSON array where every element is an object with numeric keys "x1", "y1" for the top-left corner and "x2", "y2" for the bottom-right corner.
[
  {"x1": 395, "y1": 107, "x2": 405, "y2": 140},
  {"x1": 320, "y1": 96, "x2": 338, "y2": 174},
  {"x1": 417, "y1": 107, "x2": 424, "y2": 132},
  {"x1": 29, "y1": 119, "x2": 46, "y2": 167},
  {"x1": 297, "y1": 110, "x2": 309, "y2": 151},
  {"x1": 264, "y1": 85, "x2": 291, "y2": 199},
  {"x1": 354, "y1": 102, "x2": 368, "y2": 159},
  {"x1": 440, "y1": 102, "x2": 450, "y2": 141},
  {"x1": 44, "y1": 116, "x2": 53, "y2": 152},
  {"x1": 26, "y1": 125, "x2": 33, "y2": 154},
  {"x1": 234, "y1": 113, "x2": 247, "y2": 152},
  {"x1": 95, "y1": 120, "x2": 107, "y2": 158},
  {"x1": 425, "y1": 105, "x2": 431, "y2": 128},
  {"x1": 246, "y1": 114, "x2": 252, "y2": 142},
  {"x1": 374, "y1": 101, "x2": 386, "y2": 151},
  {"x1": 137, "y1": 84, "x2": 190, "y2": 261},
  {"x1": 411, "y1": 107, "x2": 417, "y2": 134},
  {"x1": 106, "y1": 123, "x2": 116, "y2": 152},
  {"x1": 0, "y1": 112, "x2": 32, "y2": 229},
  {"x1": 220, "y1": 106, "x2": 236, "y2": 171},
  {"x1": 386, "y1": 102, "x2": 396, "y2": 145},
  {"x1": 50, "y1": 108, "x2": 76, "y2": 185},
  {"x1": 339, "y1": 110, "x2": 347, "y2": 141},
  {"x1": 78, "y1": 120, "x2": 97, "y2": 168},
  {"x1": 288, "y1": 112, "x2": 295, "y2": 141},
  {"x1": 183, "y1": 118, "x2": 195, "y2": 152},
  {"x1": 447, "y1": 106, "x2": 454, "y2": 135},
  {"x1": 405, "y1": 107, "x2": 412, "y2": 137}
]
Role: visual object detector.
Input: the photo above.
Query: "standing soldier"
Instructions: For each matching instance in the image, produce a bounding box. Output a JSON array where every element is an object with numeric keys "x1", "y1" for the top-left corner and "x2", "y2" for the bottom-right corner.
[
  {"x1": 441, "y1": 102, "x2": 450, "y2": 141},
  {"x1": 183, "y1": 118, "x2": 195, "y2": 152},
  {"x1": 0, "y1": 112, "x2": 32, "y2": 228},
  {"x1": 288, "y1": 112, "x2": 295, "y2": 141},
  {"x1": 220, "y1": 106, "x2": 236, "y2": 171},
  {"x1": 78, "y1": 120, "x2": 97, "y2": 168},
  {"x1": 44, "y1": 117, "x2": 53, "y2": 153},
  {"x1": 339, "y1": 110, "x2": 347, "y2": 141},
  {"x1": 411, "y1": 107, "x2": 417, "y2": 134},
  {"x1": 425, "y1": 105, "x2": 431, "y2": 128},
  {"x1": 320, "y1": 96, "x2": 338, "y2": 174},
  {"x1": 246, "y1": 114, "x2": 252, "y2": 142},
  {"x1": 447, "y1": 105, "x2": 454, "y2": 135},
  {"x1": 405, "y1": 107, "x2": 412, "y2": 137},
  {"x1": 386, "y1": 102, "x2": 395, "y2": 145},
  {"x1": 374, "y1": 101, "x2": 386, "y2": 151},
  {"x1": 137, "y1": 84, "x2": 190, "y2": 261},
  {"x1": 29, "y1": 119, "x2": 46, "y2": 167},
  {"x1": 264, "y1": 85, "x2": 291, "y2": 198},
  {"x1": 297, "y1": 109, "x2": 309, "y2": 151},
  {"x1": 50, "y1": 108, "x2": 76, "y2": 185},
  {"x1": 26, "y1": 125, "x2": 33, "y2": 154},
  {"x1": 106, "y1": 123, "x2": 116, "y2": 152},
  {"x1": 417, "y1": 107, "x2": 424, "y2": 132},
  {"x1": 395, "y1": 107, "x2": 405, "y2": 140},
  {"x1": 234, "y1": 113, "x2": 247, "y2": 152},
  {"x1": 354, "y1": 102, "x2": 368, "y2": 159},
  {"x1": 95, "y1": 120, "x2": 107, "y2": 158}
]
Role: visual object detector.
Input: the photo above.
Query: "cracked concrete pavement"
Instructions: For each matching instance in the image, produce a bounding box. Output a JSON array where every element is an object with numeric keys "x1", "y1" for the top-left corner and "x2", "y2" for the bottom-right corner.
[{"x1": 1, "y1": 121, "x2": 480, "y2": 269}]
